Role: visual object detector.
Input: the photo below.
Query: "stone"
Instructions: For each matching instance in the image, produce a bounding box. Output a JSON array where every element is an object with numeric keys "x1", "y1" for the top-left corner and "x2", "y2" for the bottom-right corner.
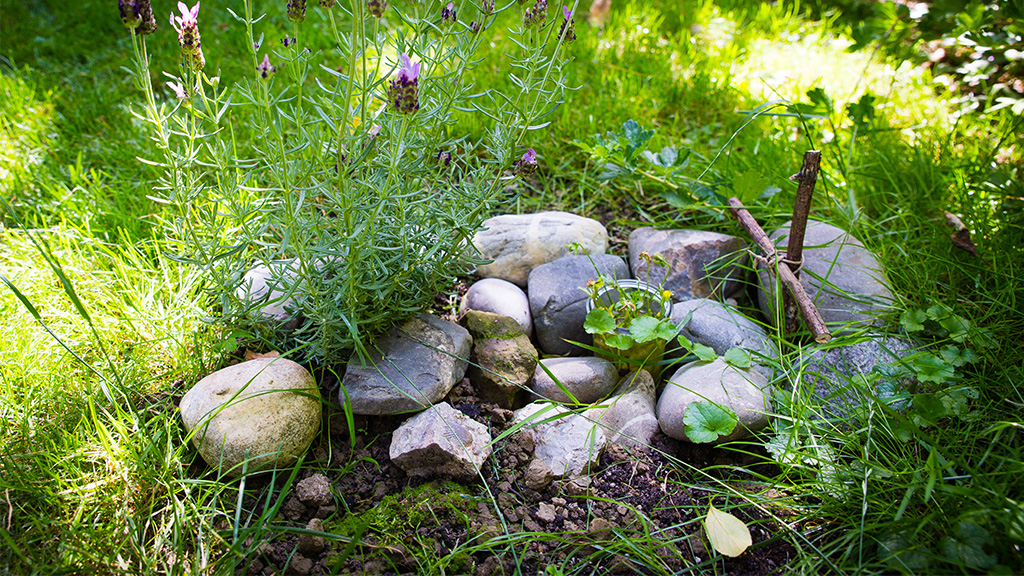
[
  {"x1": 757, "y1": 220, "x2": 894, "y2": 331},
  {"x1": 514, "y1": 402, "x2": 607, "y2": 478},
  {"x1": 179, "y1": 358, "x2": 321, "y2": 477},
  {"x1": 462, "y1": 278, "x2": 533, "y2": 335},
  {"x1": 657, "y1": 358, "x2": 771, "y2": 444},
  {"x1": 298, "y1": 518, "x2": 326, "y2": 555},
  {"x1": 536, "y1": 502, "x2": 557, "y2": 523},
  {"x1": 522, "y1": 458, "x2": 554, "y2": 490},
  {"x1": 530, "y1": 357, "x2": 618, "y2": 405},
  {"x1": 466, "y1": 311, "x2": 538, "y2": 408},
  {"x1": 801, "y1": 336, "x2": 913, "y2": 420},
  {"x1": 667, "y1": 298, "x2": 775, "y2": 380},
  {"x1": 341, "y1": 314, "x2": 472, "y2": 415},
  {"x1": 289, "y1": 555, "x2": 313, "y2": 575},
  {"x1": 585, "y1": 370, "x2": 659, "y2": 450},
  {"x1": 628, "y1": 228, "x2": 748, "y2": 300},
  {"x1": 528, "y1": 254, "x2": 630, "y2": 356},
  {"x1": 235, "y1": 260, "x2": 302, "y2": 329},
  {"x1": 295, "y1": 473, "x2": 333, "y2": 507},
  {"x1": 473, "y1": 211, "x2": 609, "y2": 287},
  {"x1": 389, "y1": 402, "x2": 493, "y2": 479}
]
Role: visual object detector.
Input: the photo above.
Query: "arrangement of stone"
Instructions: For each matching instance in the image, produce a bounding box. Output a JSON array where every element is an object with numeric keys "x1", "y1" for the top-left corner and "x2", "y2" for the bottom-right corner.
[{"x1": 185, "y1": 210, "x2": 899, "y2": 480}]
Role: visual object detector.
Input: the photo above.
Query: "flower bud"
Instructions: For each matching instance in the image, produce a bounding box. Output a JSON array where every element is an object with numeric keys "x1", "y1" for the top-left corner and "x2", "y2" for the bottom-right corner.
[
  {"x1": 170, "y1": 2, "x2": 204, "y2": 72},
  {"x1": 287, "y1": 0, "x2": 306, "y2": 22},
  {"x1": 119, "y1": 0, "x2": 141, "y2": 29},
  {"x1": 559, "y1": 5, "x2": 576, "y2": 43},
  {"x1": 441, "y1": 2, "x2": 457, "y2": 23},
  {"x1": 387, "y1": 53, "x2": 421, "y2": 114},
  {"x1": 137, "y1": 0, "x2": 157, "y2": 35},
  {"x1": 523, "y1": 0, "x2": 548, "y2": 27},
  {"x1": 368, "y1": 0, "x2": 387, "y2": 18},
  {"x1": 257, "y1": 55, "x2": 277, "y2": 79}
]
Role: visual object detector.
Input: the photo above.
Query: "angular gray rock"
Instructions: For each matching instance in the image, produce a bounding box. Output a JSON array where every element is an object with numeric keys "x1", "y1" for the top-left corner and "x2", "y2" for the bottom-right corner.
[
  {"x1": 464, "y1": 310, "x2": 538, "y2": 409},
  {"x1": 461, "y1": 278, "x2": 533, "y2": 335},
  {"x1": 389, "y1": 402, "x2": 493, "y2": 479},
  {"x1": 528, "y1": 254, "x2": 630, "y2": 356},
  {"x1": 514, "y1": 402, "x2": 607, "y2": 478},
  {"x1": 236, "y1": 260, "x2": 302, "y2": 328},
  {"x1": 801, "y1": 336, "x2": 913, "y2": 420},
  {"x1": 585, "y1": 370, "x2": 659, "y2": 449},
  {"x1": 628, "y1": 228, "x2": 748, "y2": 300},
  {"x1": 757, "y1": 220, "x2": 894, "y2": 331},
  {"x1": 341, "y1": 314, "x2": 472, "y2": 415},
  {"x1": 657, "y1": 358, "x2": 771, "y2": 444},
  {"x1": 473, "y1": 211, "x2": 609, "y2": 287},
  {"x1": 667, "y1": 298, "x2": 775, "y2": 380},
  {"x1": 179, "y1": 358, "x2": 321, "y2": 476},
  {"x1": 530, "y1": 357, "x2": 618, "y2": 405}
]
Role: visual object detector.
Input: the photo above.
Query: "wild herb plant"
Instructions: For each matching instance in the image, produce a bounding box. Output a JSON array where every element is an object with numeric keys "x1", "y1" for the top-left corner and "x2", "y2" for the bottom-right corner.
[{"x1": 122, "y1": 0, "x2": 580, "y2": 360}]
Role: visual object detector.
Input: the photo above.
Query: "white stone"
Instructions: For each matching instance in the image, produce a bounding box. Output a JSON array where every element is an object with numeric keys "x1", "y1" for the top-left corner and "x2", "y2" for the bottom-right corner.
[
  {"x1": 389, "y1": 402, "x2": 492, "y2": 479},
  {"x1": 179, "y1": 358, "x2": 321, "y2": 476},
  {"x1": 235, "y1": 260, "x2": 302, "y2": 328},
  {"x1": 530, "y1": 357, "x2": 618, "y2": 405},
  {"x1": 462, "y1": 278, "x2": 533, "y2": 335},
  {"x1": 585, "y1": 370, "x2": 659, "y2": 449},
  {"x1": 514, "y1": 402, "x2": 606, "y2": 478}
]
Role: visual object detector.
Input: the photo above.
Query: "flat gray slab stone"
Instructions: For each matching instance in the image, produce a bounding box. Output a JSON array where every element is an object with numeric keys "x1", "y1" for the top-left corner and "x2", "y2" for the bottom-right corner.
[
  {"x1": 341, "y1": 314, "x2": 471, "y2": 415},
  {"x1": 628, "y1": 227, "x2": 748, "y2": 300},
  {"x1": 473, "y1": 211, "x2": 608, "y2": 287}
]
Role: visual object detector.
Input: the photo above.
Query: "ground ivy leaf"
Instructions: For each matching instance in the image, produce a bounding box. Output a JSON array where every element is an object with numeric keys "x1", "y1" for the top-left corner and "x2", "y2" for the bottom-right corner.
[
  {"x1": 900, "y1": 309, "x2": 928, "y2": 332},
  {"x1": 692, "y1": 343, "x2": 717, "y2": 362},
  {"x1": 907, "y1": 352, "x2": 956, "y2": 384},
  {"x1": 723, "y1": 348, "x2": 752, "y2": 369},
  {"x1": 629, "y1": 316, "x2": 662, "y2": 343},
  {"x1": 705, "y1": 504, "x2": 752, "y2": 557},
  {"x1": 941, "y1": 522, "x2": 997, "y2": 569},
  {"x1": 584, "y1": 308, "x2": 615, "y2": 335},
  {"x1": 605, "y1": 332, "x2": 634, "y2": 350},
  {"x1": 684, "y1": 401, "x2": 738, "y2": 443}
]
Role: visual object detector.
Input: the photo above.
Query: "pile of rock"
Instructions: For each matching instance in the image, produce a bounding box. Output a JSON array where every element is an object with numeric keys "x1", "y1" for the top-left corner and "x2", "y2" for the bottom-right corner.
[{"x1": 180, "y1": 211, "x2": 902, "y2": 480}]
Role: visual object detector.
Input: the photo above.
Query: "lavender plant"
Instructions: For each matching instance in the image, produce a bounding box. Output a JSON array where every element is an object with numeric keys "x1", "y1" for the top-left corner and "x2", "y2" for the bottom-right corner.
[{"x1": 123, "y1": 0, "x2": 580, "y2": 361}]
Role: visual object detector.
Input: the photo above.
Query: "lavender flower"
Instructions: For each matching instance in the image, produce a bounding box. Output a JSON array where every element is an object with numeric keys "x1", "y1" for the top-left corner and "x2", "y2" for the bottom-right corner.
[
  {"x1": 166, "y1": 81, "x2": 188, "y2": 99},
  {"x1": 441, "y1": 2, "x2": 457, "y2": 23},
  {"x1": 137, "y1": 0, "x2": 157, "y2": 35},
  {"x1": 523, "y1": 0, "x2": 547, "y2": 27},
  {"x1": 282, "y1": 35, "x2": 297, "y2": 47},
  {"x1": 558, "y1": 5, "x2": 575, "y2": 42},
  {"x1": 512, "y1": 148, "x2": 537, "y2": 177},
  {"x1": 470, "y1": 20, "x2": 482, "y2": 33},
  {"x1": 319, "y1": 0, "x2": 335, "y2": 7},
  {"x1": 387, "y1": 53, "x2": 421, "y2": 114},
  {"x1": 481, "y1": 0, "x2": 494, "y2": 15},
  {"x1": 170, "y1": 2, "x2": 204, "y2": 72},
  {"x1": 257, "y1": 55, "x2": 277, "y2": 79},
  {"x1": 436, "y1": 150, "x2": 452, "y2": 166},
  {"x1": 287, "y1": 0, "x2": 306, "y2": 22},
  {"x1": 119, "y1": 0, "x2": 141, "y2": 29},
  {"x1": 368, "y1": 0, "x2": 386, "y2": 18}
]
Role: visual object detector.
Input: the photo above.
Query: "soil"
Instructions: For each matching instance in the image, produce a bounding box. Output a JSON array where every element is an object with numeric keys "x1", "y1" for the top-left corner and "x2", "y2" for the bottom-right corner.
[{"x1": 220, "y1": 376, "x2": 798, "y2": 576}]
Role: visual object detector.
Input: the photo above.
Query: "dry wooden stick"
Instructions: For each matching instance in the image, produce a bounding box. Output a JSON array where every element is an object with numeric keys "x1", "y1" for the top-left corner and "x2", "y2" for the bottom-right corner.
[
  {"x1": 783, "y1": 151, "x2": 822, "y2": 333},
  {"x1": 727, "y1": 197, "x2": 831, "y2": 344}
]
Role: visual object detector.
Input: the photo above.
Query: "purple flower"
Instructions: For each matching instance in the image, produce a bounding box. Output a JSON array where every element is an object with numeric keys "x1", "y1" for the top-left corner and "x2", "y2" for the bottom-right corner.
[
  {"x1": 388, "y1": 53, "x2": 421, "y2": 114},
  {"x1": 441, "y1": 2, "x2": 457, "y2": 23},
  {"x1": 513, "y1": 148, "x2": 537, "y2": 177},
  {"x1": 523, "y1": 0, "x2": 547, "y2": 27},
  {"x1": 368, "y1": 0, "x2": 387, "y2": 18},
  {"x1": 119, "y1": 0, "x2": 142, "y2": 29},
  {"x1": 170, "y1": 2, "x2": 205, "y2": 71},
  {"x1": 470, "y1": 20, "x2": 482, "y2": 33},
  {"x1": 320, "y1": 0, "x2": 336, "y2": 7},
  {"x1": 257, "y1": 54, "x2": 277, "y2": 79},
  {"x1": 367, "y1": 123, "x2": 382, "y2": 137},
  {"x1": 287, "y1": 0, "x2": 306, "y2": 22},
  {"x1": 166, "y1": 81, "x2": 188, "y2": 99},
  {"x1": 558, "y1": 5, "x2": 576, "y2": 42},
  {"x1": 481, "y1": 0, "x2": 495, "y2": 15},
  {"x1": 436, "y1": 150, "x2": 452, "y2": 167},
  {"x1": 281, "y1": 35, "x2": 297, "y2": 47}
]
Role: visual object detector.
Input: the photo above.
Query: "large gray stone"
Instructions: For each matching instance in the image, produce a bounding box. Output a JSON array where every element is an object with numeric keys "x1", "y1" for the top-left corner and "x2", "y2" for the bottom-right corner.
[
  {"x1": 757, "y1": 220, "x2": 894, "y2": 331},
  {"x1": 528, "y1": 254, "x2": 630, "y2": 356},
  {"x1": 530, "y1": 357, "x2": 618, "y2": 405},
  {"x1": 473, "y1": 211, "x2": 609, "y2": 287},
  {"x1": 585, "y1": 370, "x2": 659, "y2": 449},
  {"x1": 667, "y1": 298, "x2": 775, "y2": 380},
  {"x1": 801, "y1": 336, "x2": 913, "y2": 420},
  {"x1": 179, "y1": 358, "x2": 321, "y2": 476},
  {"x1": 657, "y1": 358, "x2": 771, "y2": 444},
  {"x1": 236, "y1": 260, "x2": 302, "y2": 328},
  {"x1": 628, "y1": 228, "x2": 748, "y2": 300},
  {"x1": 341, "y1": 314, "x2": 472, "y2": 415},
  {"x1": 514, "y1": 402, "x2": 607, "y2": 478},
  {"x1": 464, "y1": 310, "x2": 538, "y2": 408},
  {"x1": 389, "y1": 402, "x2": 493, "y2": 479},
  {"x1": 461, "y1": 278, "x2": 533, "y2": 335}
]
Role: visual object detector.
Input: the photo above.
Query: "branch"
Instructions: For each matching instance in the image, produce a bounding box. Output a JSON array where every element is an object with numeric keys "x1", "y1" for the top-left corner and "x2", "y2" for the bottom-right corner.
[{"x1": 783, "y1": 150, "x2": 822, "y2": 333}]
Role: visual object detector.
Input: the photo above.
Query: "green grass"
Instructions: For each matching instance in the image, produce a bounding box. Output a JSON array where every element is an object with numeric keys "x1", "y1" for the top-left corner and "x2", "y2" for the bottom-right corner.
[{"x1": 2, "y1": 0, "x2": 1023, "y2": 574}]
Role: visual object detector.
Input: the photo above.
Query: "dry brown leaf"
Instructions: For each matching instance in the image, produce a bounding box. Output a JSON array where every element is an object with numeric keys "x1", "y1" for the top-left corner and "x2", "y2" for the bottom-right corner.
[{"x1": 244, "y1": 350, "x2": 281, "y2": 361}]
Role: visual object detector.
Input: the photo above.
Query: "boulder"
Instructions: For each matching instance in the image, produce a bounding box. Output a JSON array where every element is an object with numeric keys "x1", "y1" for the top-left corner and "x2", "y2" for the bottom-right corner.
[
  {"x1": 179, "y1": 358, "x2": 321, "y2": 476},
  {"x1": 628, "y1": 228, "x2": 748, "y2": 300},
  {"x1": 667, "y1": 298, "x2": 775, "y2": 380},
  {"x1": 341, "y1": 314, "x2": 471, "y2": 415},
  {"x1": 461, "y1": 278, "x2": 533, "y2": 335},
  {"x1": 389, "y1": 402, "x2": 493, "y2": 479},
  {"x1": 585, "y1": 370, "x2": 659, "y2": 449},
  {"x1": 657, "y1": 358, "x2": 771, "y2": 444},
  {"x1": 473, "y1": 211, "x2": 609, "y2": 287},
  {"x1": 801, "y1": 336, "x2": 913, "y2": 420},
  {"x1": 757, "y1": 220, "x2": 894, "y2": 331},
  {"x1": 514, "y1": 402, "x2": 607, "y2": 478},
  {"x1": 465, "y1": 310, "x2": 538, "y2": 408},
  {"x1": 530, "y1": 357, "x2": 618, "y2": 405},
  {"x1": 529, "y1": 254, "x2": 630, "y2": 356}
]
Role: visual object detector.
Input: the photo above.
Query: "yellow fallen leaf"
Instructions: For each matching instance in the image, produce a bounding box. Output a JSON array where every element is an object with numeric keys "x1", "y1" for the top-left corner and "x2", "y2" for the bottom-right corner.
[{"x1": 705, "y1": 503, "x2": 752, "y2": 557}]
